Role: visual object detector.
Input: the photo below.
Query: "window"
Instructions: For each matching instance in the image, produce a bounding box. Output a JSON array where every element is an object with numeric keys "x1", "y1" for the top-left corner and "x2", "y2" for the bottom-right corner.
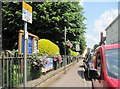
[{"x1": 105, "y1": 48, "x2": 120, "y2": 79}]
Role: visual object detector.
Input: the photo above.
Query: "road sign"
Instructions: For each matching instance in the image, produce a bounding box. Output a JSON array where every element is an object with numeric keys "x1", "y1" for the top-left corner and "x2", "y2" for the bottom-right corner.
[
  {"x1": 22, "y1": 2, "x2": 32, "y2": 87},
  {"x1": 22, "y1": 1, "x2": 32, "y2": 24},
  {"x1": 76, "y1": 44, "x2": 80, "y2": 51}
]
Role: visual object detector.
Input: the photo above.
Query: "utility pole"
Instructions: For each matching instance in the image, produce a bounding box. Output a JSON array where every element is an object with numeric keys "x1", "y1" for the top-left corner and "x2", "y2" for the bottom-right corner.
[
  {"x1": 0, "y1": 1, "x2": 2, "y2": 88},
  {"x1": 64, "y1": 27, "x2": 66, "y2": 55},
  {"x1": 64, "y1": 27, "x2": 67, "y2": 74}
]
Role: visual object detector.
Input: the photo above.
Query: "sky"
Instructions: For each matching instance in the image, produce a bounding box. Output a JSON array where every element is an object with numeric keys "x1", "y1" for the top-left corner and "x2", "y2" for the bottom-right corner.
[{"x1": 82, "y1": 1, "x2": 118, "y2": 49}]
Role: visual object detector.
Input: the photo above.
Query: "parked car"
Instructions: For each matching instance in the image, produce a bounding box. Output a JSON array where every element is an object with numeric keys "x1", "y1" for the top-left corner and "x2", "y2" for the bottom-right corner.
[
  {"x1": 83, "y1": 52, "x2": 93, "y2": 78},
  {"x1": 88, "y1": 44, "x2": 120, "y2": 88}
]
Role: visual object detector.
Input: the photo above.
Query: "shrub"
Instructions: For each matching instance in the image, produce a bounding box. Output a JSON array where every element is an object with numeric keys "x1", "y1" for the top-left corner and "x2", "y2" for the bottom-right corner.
[
  {"x1": 69, "y1": 49, "x2": 79, "y2": 57},
  {"x1": 38, "y1": 39, "x2": 60, "y2": 56}
]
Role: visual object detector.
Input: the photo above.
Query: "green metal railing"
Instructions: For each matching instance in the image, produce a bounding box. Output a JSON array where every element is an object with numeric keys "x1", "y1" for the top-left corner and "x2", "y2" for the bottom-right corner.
[
  {"x1": 0, "y1": 52, "x2": 32, "y2": 88},
  {"x1": 0, "y1": 51, "x2": 79, "y2": 88}
]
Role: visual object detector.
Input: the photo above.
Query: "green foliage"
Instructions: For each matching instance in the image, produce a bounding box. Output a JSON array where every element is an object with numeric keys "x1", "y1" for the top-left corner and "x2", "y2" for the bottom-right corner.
[
  {"x1": 13, "y1": 65, "x2": 23, "y2": 86},
  {"x1": 2, "y1": 2, "x2": 86, "y2": 54},
  {"x1": 93, "y1": 44, "x2": 99, "y2": 51},
  {"x1": 2, "y1": 2, "x2": 23, "y2": 50},
  {"x1": 38, "y1": 39, "x2": 60, "y2": 56},
  {"x1": 79, "y1": 35, "x2": 87, "y2": 54},
  {"x1": 30, "y1": 65, "x2": 41, "y2": 80},
  {"x1": 69, "y1": 49, "x2": 79, "y2": 57}
]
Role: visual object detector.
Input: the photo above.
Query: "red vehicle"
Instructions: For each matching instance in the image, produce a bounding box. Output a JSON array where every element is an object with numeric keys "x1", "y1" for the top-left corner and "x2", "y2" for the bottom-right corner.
[{"x1": 88, "y1": 44, "x2": 120, "y2": 88}]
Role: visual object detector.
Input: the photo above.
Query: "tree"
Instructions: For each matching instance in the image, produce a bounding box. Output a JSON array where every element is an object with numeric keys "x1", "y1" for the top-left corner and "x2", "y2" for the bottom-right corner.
[
  {"x1": 2, "y1": 2, "x2": 23, "y2": 50},
  {"x1": 93, "y1": 44, "x2": 99, "y2": 51},
  {"x1": 2, "y1": 2, "x2": 86, "y2": 54}
]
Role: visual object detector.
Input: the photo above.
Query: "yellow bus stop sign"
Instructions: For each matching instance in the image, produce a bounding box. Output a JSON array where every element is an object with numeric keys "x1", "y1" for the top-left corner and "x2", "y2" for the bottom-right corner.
[{"x1": 22, "y1": 2, "x2": 32, "y2": 24}]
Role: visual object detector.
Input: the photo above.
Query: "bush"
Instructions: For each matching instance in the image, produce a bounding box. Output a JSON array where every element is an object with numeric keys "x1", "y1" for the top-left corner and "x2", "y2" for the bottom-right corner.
[
  {"x1": 69, "y1": 49, "x2": 79, "y2": 57},
  {"x1": 38, "y1": 39, "x2": 60, "y2": 56}
]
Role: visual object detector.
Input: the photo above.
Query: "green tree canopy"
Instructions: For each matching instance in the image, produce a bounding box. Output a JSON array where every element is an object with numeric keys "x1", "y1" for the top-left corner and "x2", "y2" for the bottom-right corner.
[
  {"x1": 2, "y1": 2, "x2": 86, "y2": 54},
  {"x1": 93, "y1": 44, "x2": 99, "y2": 51}
]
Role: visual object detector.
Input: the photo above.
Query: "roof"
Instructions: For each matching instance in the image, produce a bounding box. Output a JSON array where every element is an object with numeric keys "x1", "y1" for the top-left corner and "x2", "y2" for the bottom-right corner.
[{"x1": 105, "y1": 15, "x2": 120, "y2": 31}]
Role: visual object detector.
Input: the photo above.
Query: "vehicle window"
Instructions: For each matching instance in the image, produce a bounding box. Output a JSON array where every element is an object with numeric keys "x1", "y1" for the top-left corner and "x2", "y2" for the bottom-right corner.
[
  {"x1": 96, "y1": 52, "x2": 102, "y2": 76},
  {"x1": 105, "y1": 48, "x2": 120, "y2": 79}
]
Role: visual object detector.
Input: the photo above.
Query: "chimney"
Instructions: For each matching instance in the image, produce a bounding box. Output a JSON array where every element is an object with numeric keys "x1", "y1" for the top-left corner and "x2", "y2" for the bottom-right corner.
[{"x1": 101, "y1": 32, "x2": 103, "y2": 42}]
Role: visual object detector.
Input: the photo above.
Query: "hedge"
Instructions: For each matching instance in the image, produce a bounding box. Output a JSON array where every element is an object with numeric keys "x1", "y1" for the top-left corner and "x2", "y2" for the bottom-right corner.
[
  {"x1": 38, "y1": 39, "x2": 60, "y2": 56},
  {"x1": 69, "y1": 49, "x2": 79, "y2": 57}
]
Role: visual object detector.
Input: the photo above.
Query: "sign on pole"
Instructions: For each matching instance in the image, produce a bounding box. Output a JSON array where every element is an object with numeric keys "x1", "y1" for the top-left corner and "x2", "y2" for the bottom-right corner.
[
  {"x1": 76, "y1": 44, "x2": 80, "y2": 51},
  {"x1": 22, "y1": 1, "x2": 32, "y2": 24},
  {"x1": 22, "y1": 1, "x2": 32, "y2": 88}
]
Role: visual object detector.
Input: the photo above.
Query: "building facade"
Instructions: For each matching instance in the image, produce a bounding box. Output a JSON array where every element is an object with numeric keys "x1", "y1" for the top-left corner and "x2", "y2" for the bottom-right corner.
[{"x1": 105, "y1": 16, "x2": 120, "y2": 45}]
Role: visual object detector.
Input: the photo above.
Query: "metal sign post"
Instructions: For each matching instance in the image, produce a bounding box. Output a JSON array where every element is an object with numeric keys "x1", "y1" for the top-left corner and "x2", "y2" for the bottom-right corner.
[
  {"x1": 24, "y1": 21, "x2": 27, "y2": 88},
  {"x1": 22, "y1": 1, "x2": 32, "y2": 88}
]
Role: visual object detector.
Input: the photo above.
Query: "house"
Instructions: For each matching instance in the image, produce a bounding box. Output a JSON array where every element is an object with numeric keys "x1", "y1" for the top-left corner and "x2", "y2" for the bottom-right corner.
[{"x1": 105, "y1": 15, "x2": 120, "y2": 44}]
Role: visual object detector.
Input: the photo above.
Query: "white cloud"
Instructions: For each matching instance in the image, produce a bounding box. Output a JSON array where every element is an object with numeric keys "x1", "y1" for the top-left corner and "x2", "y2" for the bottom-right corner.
[
  {"x1": 86, "y1": 9, "x2": 118, "y2": 48},
  {"x1": 93, "y1": 9, "x2": 118, "y2": 36},
  {"x1": 79, "y1": 0, "x2": 84, "y2": 6},
  {"x1": 85, "y1": 34, "x2": 99, "y2": 48}
]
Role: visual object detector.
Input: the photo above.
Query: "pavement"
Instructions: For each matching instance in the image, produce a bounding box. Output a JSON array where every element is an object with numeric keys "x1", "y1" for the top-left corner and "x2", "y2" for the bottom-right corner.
[{"x1": 48, "y1": 59, "x2": 92, "y2": 87}]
